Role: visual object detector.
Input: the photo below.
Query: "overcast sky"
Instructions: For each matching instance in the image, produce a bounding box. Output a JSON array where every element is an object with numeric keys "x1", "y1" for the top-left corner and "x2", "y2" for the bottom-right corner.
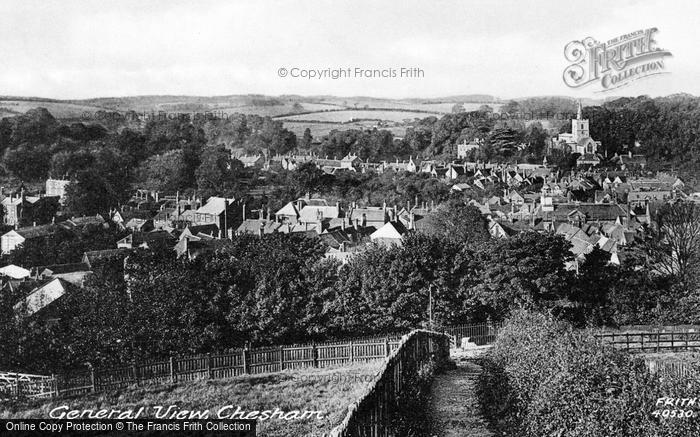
[{"x1": 0, "y1": 0, "x2": 696, "y2": 100}]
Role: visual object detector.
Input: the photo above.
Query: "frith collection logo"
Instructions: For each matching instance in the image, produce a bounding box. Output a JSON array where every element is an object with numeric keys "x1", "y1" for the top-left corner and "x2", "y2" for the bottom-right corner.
[{"x1": 563, "y1": 28, "x2": 672, "y2": 92}]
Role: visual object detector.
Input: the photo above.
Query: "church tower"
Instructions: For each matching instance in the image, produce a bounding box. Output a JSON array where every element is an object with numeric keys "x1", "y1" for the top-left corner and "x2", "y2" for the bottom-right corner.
[{"x1": 571, "y1": 100, "x2": 589, "y2": 142}]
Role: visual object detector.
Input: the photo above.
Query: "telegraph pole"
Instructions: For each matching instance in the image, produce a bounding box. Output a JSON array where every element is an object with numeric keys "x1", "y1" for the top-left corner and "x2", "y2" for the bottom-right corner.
[{"x1": 428, "y1": 283, "x2": 433, "y2": 331}]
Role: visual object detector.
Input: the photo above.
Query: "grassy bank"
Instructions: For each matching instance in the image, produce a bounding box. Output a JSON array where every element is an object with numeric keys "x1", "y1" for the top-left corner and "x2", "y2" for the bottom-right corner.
[{"x1": 1, "y1": 362, "x2": 381, "y2": 437}]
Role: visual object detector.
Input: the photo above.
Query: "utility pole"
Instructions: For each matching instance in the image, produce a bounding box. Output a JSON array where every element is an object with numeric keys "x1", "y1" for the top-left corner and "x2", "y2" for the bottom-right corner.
[{"x1": 428, "y1": 283, "x2": 433, "y2": 331}]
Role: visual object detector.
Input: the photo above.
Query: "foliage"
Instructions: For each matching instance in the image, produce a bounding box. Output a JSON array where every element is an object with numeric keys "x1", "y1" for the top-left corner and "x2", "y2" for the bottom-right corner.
[{"x1": 478, "y1": 310, "x2": 700, "y2": 437}]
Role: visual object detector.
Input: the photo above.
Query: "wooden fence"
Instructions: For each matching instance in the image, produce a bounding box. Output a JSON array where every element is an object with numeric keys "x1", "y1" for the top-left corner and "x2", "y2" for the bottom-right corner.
[
  {"x1": 330, "y1": 330, "x2": 451, "y2": 437},
  {"x1": 0, "y1": 372, "x2": 57, "y2": 401},
  {"x1": 594, "y1": 330, "x2": 700, "y2": 353},
  {"x1": 646, "y1": 359, "x2": 700, "y2": 380},
  {"x1": 3, "y1": 334, "x2": 404, "y2": 401},
  {"x1": 443, "y1": 322, "x2": 501, "y2": 347}
]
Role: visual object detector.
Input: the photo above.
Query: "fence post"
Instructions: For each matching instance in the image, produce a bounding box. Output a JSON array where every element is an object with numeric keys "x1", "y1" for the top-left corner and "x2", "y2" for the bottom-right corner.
[
  {"x1": 207, "y1": 353, "x2": 212, "y2": 379},
  {"x1": 51, "y1": 374, "x2": 57, "y2": 397},
  {"x1": 279, "y1": 346, "x2": 285, "y2": 371},
  {"x1": 626, "y1": 333, "x2": 630, "y2": 351},
  {"x1": 132, "y1": 361, "x2": 138, "y2": 386},
  {"x1": 385, "y1": 337, "x2": 391, "y2": 357},
  {"x1": 671, "y1": 332, "x2": 675, "y2": 350},
  {"x1": 349, "y1": 341, "x2": 354, "y2": 363},
  {"x1": 169, "y1": 356, "x2": 175, "y2": 384},
  {"x1": 656, "y1": 333, "x2": 660, "y2": 352},
  {"x1": 242, "y1": 348, "x2": 249, "y2": 374},
  {"x1": 312, "y1": 344, "x2": 318, "y2": 368},
  {"x1": 90, "y1": 366, "x2": 96, "y2": 393}
]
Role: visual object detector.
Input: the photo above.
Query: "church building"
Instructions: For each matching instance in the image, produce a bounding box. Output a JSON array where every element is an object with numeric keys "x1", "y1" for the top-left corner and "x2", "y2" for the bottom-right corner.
[{"x1": 554, "y1": 101, "x2": 601, "y2": 166}]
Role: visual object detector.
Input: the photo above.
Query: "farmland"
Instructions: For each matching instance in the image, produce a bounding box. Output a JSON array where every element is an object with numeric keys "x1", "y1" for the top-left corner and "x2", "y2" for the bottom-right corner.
[
  {"x1": 0, "y1": 100, "x2": 110, "y2": 119},
  {"x1": 0, "y1": 362, "x2": 381, "y2": 437}
]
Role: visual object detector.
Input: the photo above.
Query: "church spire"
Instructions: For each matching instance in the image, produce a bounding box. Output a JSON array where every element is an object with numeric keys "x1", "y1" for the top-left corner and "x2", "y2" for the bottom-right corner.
[{"x1": 577, "y1": 100, "x2": 582, "y2": 120}]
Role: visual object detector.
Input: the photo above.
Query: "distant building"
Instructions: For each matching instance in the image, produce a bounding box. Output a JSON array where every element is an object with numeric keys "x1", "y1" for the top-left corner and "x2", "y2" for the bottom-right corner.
[
  {"x1": 2, "y1": 193, "x2": 60, "y2": 227},
  {"x1": 554, "y1": 101, "x2": 601, "y2": 165},
  {"x1": 1, "y1": 224, "x2": 57, "y2": 254},
  {"x1": 457, "y1": 139, "x2": 480, "y2": 159},
  {"x1": 45, "y1": 179, "x2": 71, "y2": 203}
]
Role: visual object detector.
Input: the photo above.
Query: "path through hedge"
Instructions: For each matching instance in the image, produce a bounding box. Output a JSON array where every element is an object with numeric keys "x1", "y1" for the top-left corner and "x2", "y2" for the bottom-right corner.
[{"x1": 427, "y1": 356, "x2": 494, "y2": 437}]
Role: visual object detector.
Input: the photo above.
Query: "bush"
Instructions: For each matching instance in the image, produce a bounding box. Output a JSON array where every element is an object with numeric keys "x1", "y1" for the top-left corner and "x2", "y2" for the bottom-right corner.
[{"x1": 478, "y1": 310, "x2": 700, "y2": 436}]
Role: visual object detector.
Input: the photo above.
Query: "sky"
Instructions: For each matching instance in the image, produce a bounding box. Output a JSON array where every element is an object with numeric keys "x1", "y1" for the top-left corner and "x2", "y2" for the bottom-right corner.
[{"x1": 0, "y1": 0, "x2": 697, "y2": 100}]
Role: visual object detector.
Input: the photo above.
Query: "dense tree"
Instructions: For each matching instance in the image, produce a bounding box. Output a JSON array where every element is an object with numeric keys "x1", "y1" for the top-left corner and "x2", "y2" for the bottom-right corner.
[
  {"x1": 136, "y1": 150, "x2": 188, "y2": 193},
  {"x1": 195, "y1": 146, "x2": 244, "y2": 196},
  {"x1": 424, "y1": 199, "x2": 490, "y2": 245}
]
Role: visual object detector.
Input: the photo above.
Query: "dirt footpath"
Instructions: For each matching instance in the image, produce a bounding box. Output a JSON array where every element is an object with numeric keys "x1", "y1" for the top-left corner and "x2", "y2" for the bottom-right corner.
[{"x1": 427, "y1": 350, "x2": 494, "y2": 437}]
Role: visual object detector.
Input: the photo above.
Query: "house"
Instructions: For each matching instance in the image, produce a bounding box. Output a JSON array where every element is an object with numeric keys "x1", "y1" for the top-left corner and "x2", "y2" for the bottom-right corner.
[
  {"x1": 457, "y1": 139, "x2": 480, "y2": 158},
  {"x1": 507, "y1": 190, "x2": 525, "y2": 205},
  {"x1": 2, "y1": 193, "x2": 60, "y2": 227},
  {"x1": 111, "y1": 210, "x2": 154, "y2": 230},
  {"x1": 0, "y1": 264, "x2": 31, "y2": 280},
  {"x1": 340, "y1": 153, "x2": 361, "y2": 170},
  {"x1": 124, "y1": 217, "x2": 154, "y2": 232},
  {"x1": 297, "y1": 200, "x2": 340, "y2": 232},
  {"x1": 451, "y1": 183, "x2": 471, "y2": 192},
  {"x1": 1, "y1": 224, "x2": 57, "y2": 254},
  {"x1": 544, "y1": 203, "x2": 630, "y2": 226},
  {"x1": 348, "y1": 205, "x2": 389, "y2": 229},
  {"x1": 35, "y1": 263, "x2": 91, "y2": 286},
  {"x1": 193, "y1": 197, "x2": 242, "y2": 235},
  {"x1": 446, "y1": 164, "x2": 469, "y2": 180},
  {"x1": 275, "y1": 200, "x2": 303, "y2": 224},
  {"x1": 174, "y1": 234, "x2": 232, "y2": 259},
  {"x1": 117, "y1": 230, "x2": 176, "y2": 249},
  {"x1": 370, "y1": 221, "x2": 409, "y2": 247},
  {"x1": 45, "y1": 179, "x2": 71, "y2": 203},
  {"x1": 63, "y1": 215, "x2": 106, "y2": 229},
  {"x1": 13, "y1": 278, "x2": 69, "y2": 318},
  {"x1": 81, "y1": 248, "x2": 131, "y2": 269},
  {"x1": 618, "y1": 153, "x2": 647, "y2": 169},
  {"x1": 238, "y1": 154, "x2": 265, "y2": 168}
]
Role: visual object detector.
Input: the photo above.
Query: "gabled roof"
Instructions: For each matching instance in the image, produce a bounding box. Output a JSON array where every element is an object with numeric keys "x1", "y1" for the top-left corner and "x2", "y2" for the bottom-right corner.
[
  {"x1": 299, "y1": 205, "x2": 340, "y2": 223},
  {"x1": 236, "y1": 219, "x2": 270, "y2": 234},
  {"x1": 14, "y1": 278, "x2": 69, "y2": 317},
  {"x1": 38, "y1": 263, "x2": 90, "y2": 275},
  {"x1": 551, "y1": 203, "x2": 627, "y2": 222},
  {"x1": 120, "y1": 230, "x2": 177, "y2": 247},
  {"x1": 275, "y1": 201, "x2": 300, "y2": 218},
  {"x1": 65, "y1": 215, "x2": 105, "y2": 228},
  {"x1": 196, "y1": 197, "x2": 236, "y2": 215},
  {"x1": 349, "y1": 207, "x2": 387, "y2": 224},
  {"x1": 0, "y1": 264, "x2": 30, "y2": 279},
  {"x1": 370, "y1": 221, "x2": 408, "y2": 240},
  {"x1": 82, "y1": 248, "x2": 130, "y2": 268},
  {"x1": 11, "y1": 224, "x2": 58, "y2": 240}
]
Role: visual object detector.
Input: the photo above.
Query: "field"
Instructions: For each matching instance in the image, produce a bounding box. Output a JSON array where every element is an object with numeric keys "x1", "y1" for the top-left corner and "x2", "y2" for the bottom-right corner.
[
  {"x1": 0, "y1": 362, "x2": 380, "y2": 437},
  {"x1": 277, "y1": 109, "x2": 441, "y2": 123},
  {"x1": 0, "y1": 100, "x2": 110, "y2": 119},
  {"x1": 282, "y1": 120, "x2": 408, "y2": 139},
  {"x1": 0, "y1": 94, "x2": 502, "y2": 120}
]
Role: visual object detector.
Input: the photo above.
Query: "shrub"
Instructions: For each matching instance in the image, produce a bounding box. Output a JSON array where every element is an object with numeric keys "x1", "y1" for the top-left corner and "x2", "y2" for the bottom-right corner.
[{"x1": 478, "y1": 310, "x2": 700, "y2": 436}]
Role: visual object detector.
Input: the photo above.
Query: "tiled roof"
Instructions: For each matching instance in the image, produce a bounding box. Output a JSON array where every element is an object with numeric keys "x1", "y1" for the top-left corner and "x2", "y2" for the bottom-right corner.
[
  {"x1": 14, "y1": 224, "x2": 58, "y2": 239},
  {"x1": 196, "y1": 197, "x2": 236, "y2": 215}
]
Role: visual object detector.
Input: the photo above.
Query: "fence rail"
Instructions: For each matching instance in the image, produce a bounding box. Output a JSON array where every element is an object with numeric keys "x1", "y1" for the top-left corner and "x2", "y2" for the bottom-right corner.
[
  {"x1": 2, "y1": 322, "x2": 498, "y2": 404},
  {"x1": 594, "y1": 331, "x2": 700, "y2": 353},
  {"x1": 330, "y1": 330, "x2": 451, "y2": 437},
  {"x1": 646, "y1": 359, "x2": 700, "y2": 380},
  {"x1": 443, "y1": 322, "x2": 501, "y2": 347},
  {"x1": 0, "y1": 372, "x2": 56, "y2": 400},
  {"x1": 2, "y1": 334, "x2": 404, "y2": 402}
]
